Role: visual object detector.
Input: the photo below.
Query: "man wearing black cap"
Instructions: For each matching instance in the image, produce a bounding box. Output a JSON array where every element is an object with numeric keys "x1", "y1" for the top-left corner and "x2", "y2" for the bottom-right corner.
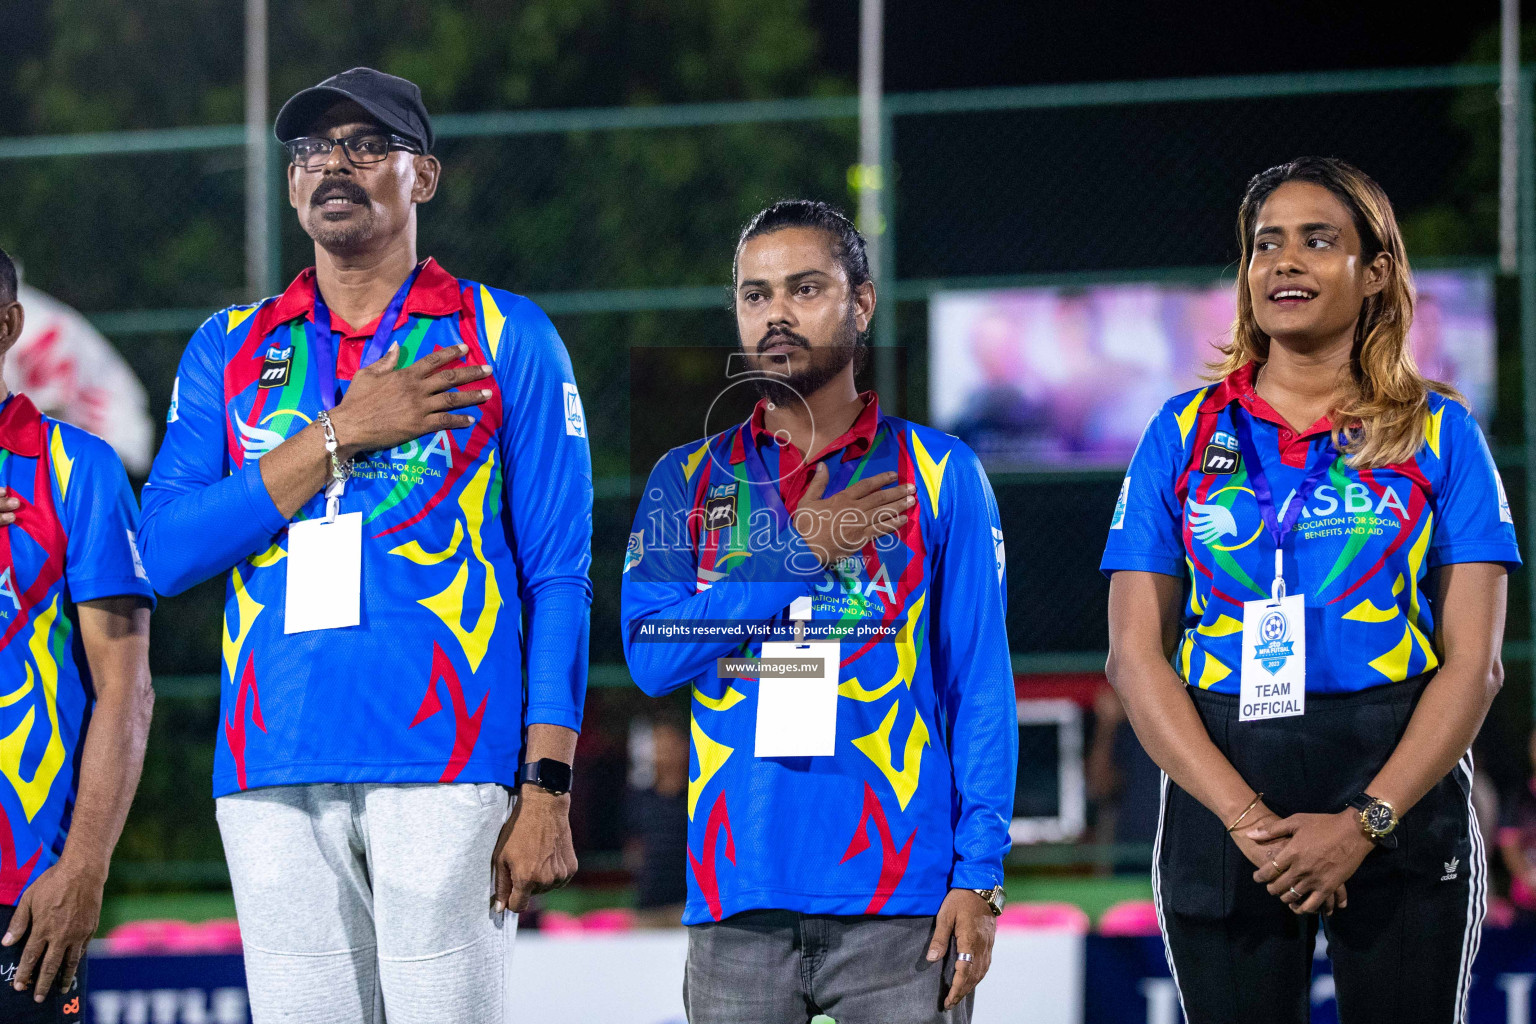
[{"x1": 140, "y1": 69, "x2": 594, "y2": 1022}]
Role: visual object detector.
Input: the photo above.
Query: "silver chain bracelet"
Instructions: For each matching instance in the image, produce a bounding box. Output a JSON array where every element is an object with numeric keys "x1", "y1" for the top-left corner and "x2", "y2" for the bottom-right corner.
[{"x1": 315, "y1": 409, "x2": 351, "y2": 485}]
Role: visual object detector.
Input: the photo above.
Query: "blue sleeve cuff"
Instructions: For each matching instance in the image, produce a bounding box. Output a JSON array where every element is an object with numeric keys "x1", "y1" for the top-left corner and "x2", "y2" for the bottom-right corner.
[
  {"x1": 1428, "y1": 543, "x2": 1523, "y2": 571},
  {"x1": 70, "y1": 577, "x2": 157, "y2": 610},
  {"x1": 524, "y1": 702, "x2": 584, "y2": 732},
  {"x1": 1100, "y1": 552, "x2": 1185, "y2": 579},
  {"x1": 524, "y1": 581, "x2": 591, "y2": 732},
  {"x1": 238, "y1": 460, "x2": 290, "y2": 535},
  {"x1": 949, "y1": 862, "x2": 1006, "y2": 890}
]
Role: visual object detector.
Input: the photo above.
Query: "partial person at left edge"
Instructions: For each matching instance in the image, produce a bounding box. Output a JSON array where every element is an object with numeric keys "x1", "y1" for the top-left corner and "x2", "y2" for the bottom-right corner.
[
  {"x1": 0, "y1": 247, "x2": 156, "y2": 1020},
  {"x1": 137, "y1": 69, "x2": 593, "y2": 1024}
]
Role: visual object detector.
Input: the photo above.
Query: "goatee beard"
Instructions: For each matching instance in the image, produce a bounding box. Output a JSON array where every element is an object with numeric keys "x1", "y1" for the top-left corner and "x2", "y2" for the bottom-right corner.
[{"x1": 749, "y1": 309, "x2": 860, "y2": 406}]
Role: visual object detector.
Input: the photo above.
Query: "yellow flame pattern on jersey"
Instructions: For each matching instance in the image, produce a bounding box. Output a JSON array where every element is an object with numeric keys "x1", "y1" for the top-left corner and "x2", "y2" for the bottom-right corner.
[
  {"x1": 49, "y1": 428, "x2": 73, "y2": 501},
  {"x1": 852, "y1": 701, "x2": 930, "y2": 811},
  {"x1": 688, "y1": 714, "x2": 734, "y2": 820},
  {"x1": 0, "y1": 598, "x2": 67, "y2": 820},
  {"x1": 479, "y1": 286, "x2": 506, "y2": 360},
  {"x1": 222, "y1": 565, "x2": 264, "y2": 680},
  {"x1": 226, "y1": 305, "x2": 258, "y2": 333},
  {"x1": 911, "y1": 432, "x2": 949, "y2": 509},
  {"x1": 249, "y1": 543, "x2": 287, "y2": 568},
  {"x1": 391, "y1": 521, "x2": 465, "y2": 566},
  {"x1": 1366, "y1": 515, "x2": 1440, "y2": 682},
  {"x1": 693, "y1": 684, "x2": 746, "y2": 712},
  {"x1": 415, "y1": 454, "x2": 502, "y2": 672},
  {"x1": 1175, "y1": 388, "x2": 1210, "y2": 444},
  {"x1": 681, "y1": 441, "x2": 710, "y2": 483},
  {"x1": 1424, "y1": 407, "x2": 1444, "y2": 459},
  {"x1": 839, "y1": 592, "x2": 927, "y2": 703}
]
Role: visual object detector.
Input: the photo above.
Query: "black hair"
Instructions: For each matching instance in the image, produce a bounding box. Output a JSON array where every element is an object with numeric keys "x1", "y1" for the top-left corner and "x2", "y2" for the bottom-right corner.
[
  {"x1": 1238, "y1": 156, "x2": 1386, "y2": 260},
  {"x1": 734, "y1": 199, "x2": 872, "y2": 293},
  {"x1": 0, "y1": 247, "x2": 16, "y2": 305}
]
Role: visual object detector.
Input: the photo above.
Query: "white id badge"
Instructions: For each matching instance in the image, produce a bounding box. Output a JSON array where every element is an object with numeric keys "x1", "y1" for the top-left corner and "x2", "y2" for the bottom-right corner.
[
  {"x1": 1239, "y1": 593, "x2": 1306, "y2": 721},
  {"x1": 755, "y1": 597, "x2": 838, "y2": 756},
  {"x1": 284, "y1": 512, "x2": 363, "y2": 634},
  {"x1": 754, "y1": 639, "x2": 839, "y2": 756}
]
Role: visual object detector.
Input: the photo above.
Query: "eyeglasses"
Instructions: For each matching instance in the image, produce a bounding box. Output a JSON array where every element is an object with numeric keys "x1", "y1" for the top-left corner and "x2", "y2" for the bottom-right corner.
[{"x1": 283, "y1": 132, "x2": 421, "y2": 171}]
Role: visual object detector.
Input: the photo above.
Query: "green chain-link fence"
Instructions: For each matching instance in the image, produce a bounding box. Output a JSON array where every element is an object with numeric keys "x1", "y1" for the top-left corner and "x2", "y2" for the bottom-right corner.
[{"x1": 1, "y1": 64, "x2": 1532, "y2": 885}]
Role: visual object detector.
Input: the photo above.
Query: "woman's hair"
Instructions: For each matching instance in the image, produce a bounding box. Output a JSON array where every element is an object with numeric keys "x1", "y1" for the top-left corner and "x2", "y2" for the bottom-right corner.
[{"x1": 1211, "y1": 156, "x2": 1462, "y2": 469}]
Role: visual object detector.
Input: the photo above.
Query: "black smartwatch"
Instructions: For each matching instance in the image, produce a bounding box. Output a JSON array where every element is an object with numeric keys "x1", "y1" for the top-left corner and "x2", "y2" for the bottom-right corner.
[{"x1": 517, "y1": 758, "x2": 573, "y2": 796}]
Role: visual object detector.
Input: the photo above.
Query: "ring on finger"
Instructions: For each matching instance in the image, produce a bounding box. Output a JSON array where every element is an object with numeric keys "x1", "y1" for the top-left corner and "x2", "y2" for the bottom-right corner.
[
  {"x1": 1289, "y1": 886, "x2": 1305, "y2": 900},
  {"x1": 956, "y1": 952, "x2": 974, "y2": 963}
]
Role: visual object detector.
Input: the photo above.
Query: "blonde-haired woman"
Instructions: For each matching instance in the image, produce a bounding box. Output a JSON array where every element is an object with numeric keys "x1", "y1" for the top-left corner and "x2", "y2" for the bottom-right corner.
[{"x1": 1102, "y1": 156, "x2": 1520, "y2": 1024}]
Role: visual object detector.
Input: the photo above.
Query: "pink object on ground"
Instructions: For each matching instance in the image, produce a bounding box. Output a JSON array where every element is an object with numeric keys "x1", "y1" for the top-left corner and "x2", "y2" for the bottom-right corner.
[
  {"x1": 995, "y1": 901, "x2": 1090, "y2": 933},
  {"x1": 197, "y1": 918, "x2": 244, "y2": 948},
  {"x1": 1511, "y1": 875, "x2": 1536, "y2": 913},
  {"x1": 171, "y1": 918, "x2": 243, "y2": 953},
  {"x1": 1098, "y1": 900, "x2": 1161, "y2": 937},
  {"x1": 1485, "y1": 895, "x2": 1518, "y2": 930},
  {"x1": 538, "y1": 910, "x2": 584, "y2": 934},
  {"x1": 102, "y1": 919, "x2": 180, "y2": 955},
  {"x1": 580, "y1": 908, "x2": 635, "y2": 932},
  {"x1": 103, "y1": 917, "x2": 244, "y2": 955}
]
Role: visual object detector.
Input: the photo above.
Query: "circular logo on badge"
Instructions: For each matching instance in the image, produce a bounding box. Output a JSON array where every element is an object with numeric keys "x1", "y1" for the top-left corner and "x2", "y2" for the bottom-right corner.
[{"x1": 1260, "y1": 609, "x2": 1289, "y2": 643}]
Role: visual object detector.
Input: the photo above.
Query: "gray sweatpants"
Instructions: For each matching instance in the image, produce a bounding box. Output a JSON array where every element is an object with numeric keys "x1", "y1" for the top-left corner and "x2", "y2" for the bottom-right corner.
[
  {"x1": 684, "y1": 910, "x2": 973, "y2": 1024},
  {"x1": 216, "y1": 782, "x2": 516, "y2": 1024}
]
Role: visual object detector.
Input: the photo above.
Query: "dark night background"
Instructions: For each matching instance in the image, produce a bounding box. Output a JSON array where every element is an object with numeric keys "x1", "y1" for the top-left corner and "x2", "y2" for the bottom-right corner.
[{"x1": 1, "y1": 0, "x2": 1532, "y2": 895}]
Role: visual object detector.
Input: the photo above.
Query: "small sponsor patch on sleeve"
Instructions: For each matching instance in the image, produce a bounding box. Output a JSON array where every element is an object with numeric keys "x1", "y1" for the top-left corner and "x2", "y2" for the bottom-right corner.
[
  {"x1": 1496, "y1": 470, "x2": 1514, "y2": 525},
  {"x1": 127, "y1": 530, "x2": 149, "y2": 581},
  {"x1": 992, "y1": 525, "x2": 1006, "y2": 584},
  {"x1": 1110, "y1": 475, "x2": 1131, "y2": 529},
  {"x1": 167, "y1": 377, "x2": 180, "y2": 424},
  {"x1": 623, "y1": 531, "x2": 644, "y2": 574},
  {"x1": 562, "y1": 382, "x2": 587, "y2": 438}
]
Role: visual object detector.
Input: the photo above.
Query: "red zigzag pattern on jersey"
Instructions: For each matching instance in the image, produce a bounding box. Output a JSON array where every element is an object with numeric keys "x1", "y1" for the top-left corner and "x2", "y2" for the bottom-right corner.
[
  {"x1": 409, "y1": 644, "x2": 487, "y2": 783},
  {"x1": 840, "y1": 782, "x2": 917, "y2": 914},
  {"x1": 0, "y1": 805, "x2": 41, "y2": 905},
  {"x1": 687, "y1": 792, "x2": 736, "y2": 921},
  {"x1": 224, "y1": 652, "x2": 266, "y2": 791}
]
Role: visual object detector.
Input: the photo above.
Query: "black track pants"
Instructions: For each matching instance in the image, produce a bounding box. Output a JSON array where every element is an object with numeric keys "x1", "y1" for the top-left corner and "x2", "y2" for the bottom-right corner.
[{"x1": 1154, "y1": 675, "x2": 1484, "y2": 1024}]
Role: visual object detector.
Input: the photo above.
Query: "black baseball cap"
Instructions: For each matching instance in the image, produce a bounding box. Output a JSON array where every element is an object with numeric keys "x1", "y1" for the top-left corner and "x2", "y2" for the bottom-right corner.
[{"x1": 275, "y1": 67, "x2": 434, "y2": 152}]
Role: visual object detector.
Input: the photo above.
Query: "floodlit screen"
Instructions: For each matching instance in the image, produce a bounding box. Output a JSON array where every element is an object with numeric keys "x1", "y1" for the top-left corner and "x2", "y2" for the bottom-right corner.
[{"x1": 929, "y1": 269, "x2": 1495, "y2": 469}]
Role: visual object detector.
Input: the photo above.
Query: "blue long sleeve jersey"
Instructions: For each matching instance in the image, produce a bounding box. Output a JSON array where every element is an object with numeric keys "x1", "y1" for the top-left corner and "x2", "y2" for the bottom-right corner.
[
  {"x1": 139, "y1": 260, "x2": 593, "y2": 796},
  {"x1": 621, "y1": 395, "x2": 1017, "y2": 925}
]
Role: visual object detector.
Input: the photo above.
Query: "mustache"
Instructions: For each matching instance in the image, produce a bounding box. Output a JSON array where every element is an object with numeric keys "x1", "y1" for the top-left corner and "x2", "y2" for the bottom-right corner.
[
  {"x1": 756, "y1": 328, "x2": 810, "y2": 353},
  {"x1": 311, "y1": 179, "x2": 370, "y2": 207}
]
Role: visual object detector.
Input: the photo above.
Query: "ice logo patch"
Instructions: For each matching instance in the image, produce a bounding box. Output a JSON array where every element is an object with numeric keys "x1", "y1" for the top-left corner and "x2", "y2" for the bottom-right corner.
[
  {"x1": 168, "y1": 377, "x2": 181, "y2": 424},
  {"x1": 1254, "y1": 609, "x2": 1294, "y2": 675},
  {"x1": 259, "y1": 345, "x2": 294, "y2": 389},
  {"x1": 563, "y1": 382, "x2": 587, "y2": 438},
  {"x1": 1496, "y1": 470, "x2": 1513, "y2": 525},
  {"x1": 623, "y1": 531, "x2": 644, "y2": 574},
  {"x1": 1109, "y1": 476, "x2": 1131, "y2": 530},
  {"x1": 992, "y1": 526, "x2": 1006, "y2": 585}
]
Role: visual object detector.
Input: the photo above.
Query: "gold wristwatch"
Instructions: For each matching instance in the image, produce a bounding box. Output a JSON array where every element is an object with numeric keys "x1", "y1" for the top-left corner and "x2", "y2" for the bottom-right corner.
[
  {"x1": 1346, "y1": 792, "x2": 1399, "y2": 849},
  {"x1": 972, "y1": 885, "x2": 1006, "y2": 917}
]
